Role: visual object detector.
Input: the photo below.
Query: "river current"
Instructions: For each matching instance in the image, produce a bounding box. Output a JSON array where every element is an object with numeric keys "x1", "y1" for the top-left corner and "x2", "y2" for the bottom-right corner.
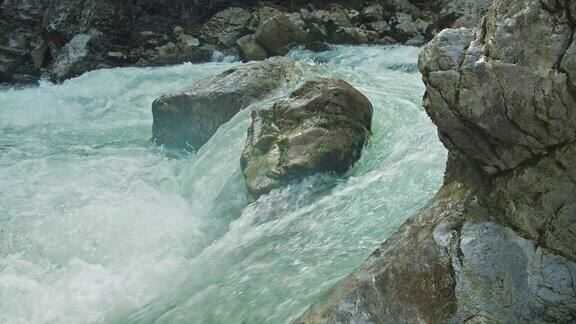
[{"x1": 0, "y1": 45, "x2": 446, "y2": 323}]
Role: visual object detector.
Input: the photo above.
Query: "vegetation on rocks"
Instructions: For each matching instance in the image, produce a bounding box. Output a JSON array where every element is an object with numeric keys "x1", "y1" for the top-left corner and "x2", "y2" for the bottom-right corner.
[{"x1": 241, "y1": 79, "x2": 373, "y2": 200}]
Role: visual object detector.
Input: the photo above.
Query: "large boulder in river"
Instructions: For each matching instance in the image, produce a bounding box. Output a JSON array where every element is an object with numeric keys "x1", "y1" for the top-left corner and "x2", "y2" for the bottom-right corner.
[
  {"x1": 241, "y1": 79, "x2": 372, "y2": 200},
  {"x1": 295, "y1": 0, "x2": 576, "y2": 323},
  {"x1": 255, "y1": 14, "x2": 308, "y2": 56},
  {"x1": 152, "y1": 57, "x2": 296, "y2": 150},
  {"x1": 51, "y1": 30, "x2": 111, "y2": 81}
]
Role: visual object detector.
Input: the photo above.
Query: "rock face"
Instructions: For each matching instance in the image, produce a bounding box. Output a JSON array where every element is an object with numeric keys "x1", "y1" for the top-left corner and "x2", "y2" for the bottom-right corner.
[
  {"x1": 0, "y1": 0, "x2": 49, "y2": 84},
  {"x1": 43, "y1": 0, "x2": 132, "y2": 49},
  {"x1": 51, "y1": 30, "x2": 111, "y2": 81},
  {"x1": 1, "y1": 0, "x2": 498, "y2": 84},
  {"x1": 241, "y1": 79, "x2": 372, "y2": 200},
  {"x1": 295, "y1": 0, "x2": 576, "y2": 323},
  {"x1": 152, "y1": 57, "x2": 296, "y2": 150}
]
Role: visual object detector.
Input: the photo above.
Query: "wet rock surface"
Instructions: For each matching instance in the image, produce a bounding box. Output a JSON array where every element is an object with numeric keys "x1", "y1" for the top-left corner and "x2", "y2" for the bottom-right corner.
[
  {"x1": 241, "y1": 79, "x2": 372, "y2": 200},
  {"x1": 51, "y1": 30, "x2": 111, "y2": 81},
  {"x1": 295, "y1": 0, "x2": 576, "y2": 322},
  {"x1": 152, "y1": 57, "x2": 296, "y2": 151}
]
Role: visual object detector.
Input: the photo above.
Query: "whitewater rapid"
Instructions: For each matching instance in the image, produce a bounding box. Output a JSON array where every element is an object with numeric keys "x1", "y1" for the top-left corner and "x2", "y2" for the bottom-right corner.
[{"x1": 0, "y1": 45, "x2": 446, "y2": 323}]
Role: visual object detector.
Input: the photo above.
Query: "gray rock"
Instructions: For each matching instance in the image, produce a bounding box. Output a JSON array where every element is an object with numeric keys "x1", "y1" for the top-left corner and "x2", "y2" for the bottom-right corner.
[
  {"x1": 236, "y1": 34, "x2": 269, "y2": 62},
  {"x1": 178, "y1": 34, "x2": 200, "y2": 48},
  {"x1": 365, "y1": 21, "x2": 391, "y2": 36},
  {"x1": 330, "y1": 27, "x2": 379, "y2": 45},
  {"x1": 440, "y1": 0, "x2": 493, "y2": 28},
  {"x1": 405, "y1": 34, "x2": 425, "y2": 46},
  {"x1": 200, "y1": 7, "x2": 251, "y2": 47},
  {"x1": 30, "y1": 37, "x2": 49, "y2": 67},
  {"x1": 255, "y1": 14, "x2": 308, "y2": 56},
  {"x1": 152, "y1": 57, "x2": 296, "y2": 150},
  {"x1": 0, "y1": 0, "x2": 48, "y2": 84},
  {"x1": 361, "y1": 5, "x2": 384, "y2": 23},
  {"x1": 390, "y1": 12, "x2": 426, "y2": 42},
  {"x1": 137, "y1": 41, "x2": 214, "y2": 67},
  {"x1": 51, "y1": 30, "x2": 111, "y2": 81},
  {"x1": 304, "y1": 41, "x2": 330, "y2": 53},
  {"x1": 247, "y1": 6, "x2": 283, "y2": 32},
  {"x1": 241, "y1": 79, "x2": 372, "y2": 200},
  {"x1": 419, "y1": 0, "x2": 576, "y2": 172},
  {"x1": 43, "y1": 0, "x2": 132, "y2": 48},
  {"x1": 286, "y1": 12, "x2": 307, "y2": 30}
]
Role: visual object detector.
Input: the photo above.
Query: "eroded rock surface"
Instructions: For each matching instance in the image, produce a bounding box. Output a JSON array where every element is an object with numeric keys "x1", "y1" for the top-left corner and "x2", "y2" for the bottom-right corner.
[
  {"x1": 241, "y1": 79, "x2": 372, "y2": 200},
  {"x1": 295, "y1": 0, "x2": 576, "y2": 322},
  {"x1": 152, "y1": 57, "x2": 296, "y2": 150}
]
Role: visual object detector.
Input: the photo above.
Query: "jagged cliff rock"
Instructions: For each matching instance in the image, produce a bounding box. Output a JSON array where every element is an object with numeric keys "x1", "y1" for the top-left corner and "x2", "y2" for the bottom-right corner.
[
  {"x1": 152, "y1": 57, "x2": 296, "y2": 151},
  {"x1": 241, "y1": 79, "x2": 372, "y2": 200},
  {"x1": 43, "y1": 0, "x2": 133, "y2": 49},
  {"x1": 295, "y1": 0, "x2": 576, "y2": 322}
]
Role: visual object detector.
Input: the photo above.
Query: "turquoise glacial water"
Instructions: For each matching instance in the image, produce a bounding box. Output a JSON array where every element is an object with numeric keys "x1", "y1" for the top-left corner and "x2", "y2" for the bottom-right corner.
[{"x1": 0, "y1": 45, "x2": 446, "y2": 323}]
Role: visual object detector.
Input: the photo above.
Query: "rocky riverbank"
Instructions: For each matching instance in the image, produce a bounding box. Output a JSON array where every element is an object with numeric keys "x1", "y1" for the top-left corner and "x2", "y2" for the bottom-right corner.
[
  {"x1": 1, "y1": 0, "x2": 493, "y2": 85},
  {"x1": 295, "y1": 0, "x2": 576, "y2": 322}
]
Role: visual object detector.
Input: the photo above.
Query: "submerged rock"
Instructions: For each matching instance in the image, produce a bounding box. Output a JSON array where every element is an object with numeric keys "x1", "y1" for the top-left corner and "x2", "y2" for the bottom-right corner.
[
  {"x1": 296, "y1": 0, "x2": 576, "y2": 322},
  {"x1": 51, "y1": 30, "x2": 111, "y2": 81},
  {"x1": 152, "y1": 57, "x2": 296, "y2": 150},
  {"x1": 241, "y1": 79, "x2": 372, "y2": 200}
]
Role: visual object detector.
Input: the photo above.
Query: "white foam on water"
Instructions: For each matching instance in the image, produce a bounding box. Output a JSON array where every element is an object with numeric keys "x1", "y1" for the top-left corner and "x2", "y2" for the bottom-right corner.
[{"x1": 0, "y1": 45, "x2": 446, "y2": 323}]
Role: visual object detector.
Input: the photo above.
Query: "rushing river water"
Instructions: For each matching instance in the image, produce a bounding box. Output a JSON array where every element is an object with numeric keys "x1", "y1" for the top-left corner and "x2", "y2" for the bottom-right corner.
[{"x1": 0, "y1": 45, "x2": 446, "y2": 323}]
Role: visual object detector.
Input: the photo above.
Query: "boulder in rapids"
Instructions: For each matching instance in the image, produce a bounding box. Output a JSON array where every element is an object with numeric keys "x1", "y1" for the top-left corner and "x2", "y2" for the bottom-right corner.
[
  {"x1": 255, "y1": 14, "x2": 308, "y2": 56},
  {"x1": 152, "y1": 57, "x2": 296, "y2": 150},
  {"x1": 51, "y1": 30, "x2": 111, "y2": 81},
  {"x1": 241, "y1": 79, "x2": 373, "y2": 200}
]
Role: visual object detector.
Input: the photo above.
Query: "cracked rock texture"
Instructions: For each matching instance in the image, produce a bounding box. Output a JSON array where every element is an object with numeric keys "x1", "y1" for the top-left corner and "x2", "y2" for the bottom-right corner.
[
  {"x1": 152, "y1": 57, "x2": 295, "y2": 151},
  {"x1": 295, "y1": 0, "x2": 576, "y2": 322}
]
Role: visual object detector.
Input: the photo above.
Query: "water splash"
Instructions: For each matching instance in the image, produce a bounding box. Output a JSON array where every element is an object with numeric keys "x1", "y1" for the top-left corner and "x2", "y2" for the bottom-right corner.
[{"x1": 0, "y1": 45, "x2": 445, "y2": 323}]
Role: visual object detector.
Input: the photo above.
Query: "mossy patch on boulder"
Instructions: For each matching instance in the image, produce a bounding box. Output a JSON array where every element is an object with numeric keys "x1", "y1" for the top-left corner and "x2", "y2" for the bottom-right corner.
[{"x1": 241, "y1": 78, "x2": 373, "y2": 200}]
